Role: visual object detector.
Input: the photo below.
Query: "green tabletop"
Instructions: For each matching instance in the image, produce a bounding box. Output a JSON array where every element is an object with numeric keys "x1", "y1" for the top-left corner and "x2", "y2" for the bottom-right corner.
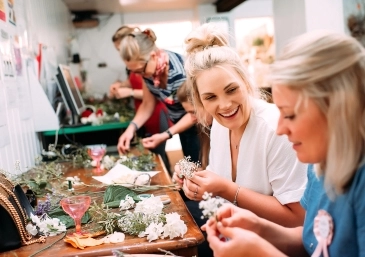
[{"x1": 42, "y1": 121, "x2": 130, "y2": 136}]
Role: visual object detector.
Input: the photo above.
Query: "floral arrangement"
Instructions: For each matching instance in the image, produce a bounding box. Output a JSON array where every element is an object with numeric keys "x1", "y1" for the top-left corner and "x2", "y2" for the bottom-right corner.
[
  {"x1": 90, "y1": 195, "x2": 187, "y2": 242},
  {"x1": 101, "y1": 143, "x2": 156, "y2": 171},
  {"x1": 83, "y1": 96, "x2": 135, "y2": 124}
]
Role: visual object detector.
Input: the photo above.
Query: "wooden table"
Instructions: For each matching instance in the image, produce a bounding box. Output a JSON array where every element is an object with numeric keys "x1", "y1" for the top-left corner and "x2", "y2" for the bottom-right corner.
[{"x1": 1, "y1": 155, "x2": 204, "y2": 257}]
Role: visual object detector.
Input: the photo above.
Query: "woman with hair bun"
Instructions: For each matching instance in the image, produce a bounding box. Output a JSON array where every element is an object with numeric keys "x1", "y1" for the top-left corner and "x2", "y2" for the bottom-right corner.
[
  {"x1": 174, "y1": 23, "x2": 307, "y2": 228},
  {"x1": 205, "y1": 30, "x2": 365, "y2": 257},
  {"x1": 117, "y1": 28, "x2": 200, "y2": 168},
  {"x1": 109, "y1": 26, "x2": 170, "y2": 170}
]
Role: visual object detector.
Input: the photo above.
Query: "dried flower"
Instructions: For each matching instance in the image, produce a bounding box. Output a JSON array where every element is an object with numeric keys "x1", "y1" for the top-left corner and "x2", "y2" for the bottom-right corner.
[{"x1": 177, "y1": 156, "x2": 201, "y2": 179}]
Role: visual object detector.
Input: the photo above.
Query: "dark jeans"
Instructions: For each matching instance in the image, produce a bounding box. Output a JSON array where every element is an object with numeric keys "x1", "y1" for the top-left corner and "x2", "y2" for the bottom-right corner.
[
  {"x1": 184, "y1": 197, "x2": 213, "y2": 257},
  {"x1": 138, "y1": 110, "x2": 171, "y2": 173},
  {"x1": 178, "y1": 125, "x2": 200, "y2": 163}
]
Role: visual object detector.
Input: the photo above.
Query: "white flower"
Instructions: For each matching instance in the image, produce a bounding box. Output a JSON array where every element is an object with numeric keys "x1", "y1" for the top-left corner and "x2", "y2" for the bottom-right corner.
[
  {"x1": 102, "y1": 155, "x2": 115, "y2": 170},
  {"x1": 199, "y1": 192, "x2": 226, "y2": 219},
  {"x1": 103, "y1": 232, "x2": 125, "y2": 244},
  {"x1": 30, "y1": 213, "x2": 40, "y2": 224},
  {"x1": 119, "y1": 195, "x2": 135, "y2": 210},
  {"x1": 134, "y1": 195, "x2": 163, "y2": 215},
  {"x1": 163, "y1": 213, "x2": 187, "y2": 239},
  {"x1": 28, "y1": 213, "x2": 66, "y2": 237},
  {"x1": 26, "y1": 223, "x2": 38, "y2": 236},
  {"x1": 144, "y1": 222, "x2": 164, "y2": 242}
]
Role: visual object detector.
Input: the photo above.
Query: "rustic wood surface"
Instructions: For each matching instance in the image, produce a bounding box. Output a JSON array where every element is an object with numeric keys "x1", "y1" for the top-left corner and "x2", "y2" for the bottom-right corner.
[{"x1": 1, "y1": 155, "x2": 204, "y2": 257}]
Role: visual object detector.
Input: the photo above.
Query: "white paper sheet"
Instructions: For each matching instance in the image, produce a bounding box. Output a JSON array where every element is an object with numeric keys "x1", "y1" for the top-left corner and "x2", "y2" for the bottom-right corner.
[{"x1": 92, "y1": 163, "x2": 159, "y2": 185}]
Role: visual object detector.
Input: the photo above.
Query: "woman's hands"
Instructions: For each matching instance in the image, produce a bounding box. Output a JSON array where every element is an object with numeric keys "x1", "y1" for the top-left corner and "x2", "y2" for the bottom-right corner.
[
  {"x1": 117, "y1": 126, "x2": 135, "y2": 154},
  {"x1": 109, "y1": 81, "x2": 131, "y2": 99},
  {"x1": 142, "y1": 132, "x2": 169, "y2": 149},
  {"x1": 113, "y1": 87, "x2": 133, "y2": 99},
  {"x1": 173, "y1": 168, "x2": 228, "y2": 201},
  {"x1": 204, "y1": 204, "x2": 286, "y2": 257},
  {"x1": 205, "y1": 219, "x2": 286, "y2": 257},
  {"x1": 204, "y1": 204, "x2": 261, "y2": 234}
]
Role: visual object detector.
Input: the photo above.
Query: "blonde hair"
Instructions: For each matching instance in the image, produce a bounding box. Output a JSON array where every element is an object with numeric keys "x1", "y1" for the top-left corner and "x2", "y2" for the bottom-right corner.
[
  {"x1": 112, "y1": 26, "x2": 139, "y2": 43},
  {"x1": 119, "y1": 28, "x2": 158, "y2": 62},
  {"x1": 184, "y1": 23, "x2": 260, "y2": 127},
  {"x1": 271, "y1": 30, "x2": 365, "y2": 194}
]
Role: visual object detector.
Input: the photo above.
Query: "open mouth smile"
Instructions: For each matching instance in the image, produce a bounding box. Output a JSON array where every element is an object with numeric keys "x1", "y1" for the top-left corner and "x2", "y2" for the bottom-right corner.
[{"x1": 219, "y1": 106, "x2": 239, "y2": 118}]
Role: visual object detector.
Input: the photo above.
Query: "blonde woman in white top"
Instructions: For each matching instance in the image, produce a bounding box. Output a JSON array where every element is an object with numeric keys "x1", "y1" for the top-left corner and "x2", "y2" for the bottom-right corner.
[{"x1": 173, "y1": 23, "x2": 307, "y2": 227}]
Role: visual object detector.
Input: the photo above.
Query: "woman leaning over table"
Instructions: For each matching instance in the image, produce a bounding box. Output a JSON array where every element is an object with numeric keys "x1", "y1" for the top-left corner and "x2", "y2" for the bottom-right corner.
[
  {"x1": 173, "y1": 23, "x2": 307, "y2": 228},
  {"x1": 117, "y1": 28, "x2": 200, "y2": 166},
  {"x1": 205, "y1": 30, "x2": 365, "y2": 257},
  {"x1": 109, "y1": 25, "x2": 171, "y2": 171}
]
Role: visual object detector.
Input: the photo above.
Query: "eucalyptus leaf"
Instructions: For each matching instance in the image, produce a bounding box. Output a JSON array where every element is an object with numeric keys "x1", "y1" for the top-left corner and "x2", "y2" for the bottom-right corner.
[
  {"x1": 48, "y1": 206, "x2": 91, "y2": 229},
  {"x1": 103, "y1": 185, "x2": 139, "y2": 208}
]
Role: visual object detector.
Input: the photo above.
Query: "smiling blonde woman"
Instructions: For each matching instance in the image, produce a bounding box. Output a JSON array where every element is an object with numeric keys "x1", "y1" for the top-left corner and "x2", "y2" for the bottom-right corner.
[{"x1": 174, "y1": 23, "x2": 307, "y2": 228}]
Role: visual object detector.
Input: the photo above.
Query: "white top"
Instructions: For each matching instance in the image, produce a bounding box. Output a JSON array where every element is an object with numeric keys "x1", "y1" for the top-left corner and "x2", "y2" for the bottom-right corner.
[{"x1": 207, "y1": 98, "x2": 307, "y2": 205}]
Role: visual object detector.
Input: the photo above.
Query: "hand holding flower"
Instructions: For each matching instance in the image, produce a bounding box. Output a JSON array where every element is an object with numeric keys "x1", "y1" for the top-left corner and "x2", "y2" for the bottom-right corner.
[
  {"x1": 183, "y1": 170, "x2": 228, "y2": 201},
  {"x1": 206, "y1": 221, "x2": 281, "y2": 257}
]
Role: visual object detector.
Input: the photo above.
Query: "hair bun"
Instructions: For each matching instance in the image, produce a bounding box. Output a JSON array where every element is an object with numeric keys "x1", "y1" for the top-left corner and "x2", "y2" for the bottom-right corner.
[
  {"x1": 185, "y1": 23, "x2": 229, "y2": 54},
  {"x1": 142, "y1": 28, "x2": 157, "y2": 42}
]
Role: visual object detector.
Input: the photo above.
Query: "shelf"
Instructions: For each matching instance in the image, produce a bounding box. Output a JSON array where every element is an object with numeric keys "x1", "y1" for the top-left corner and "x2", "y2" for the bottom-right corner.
[{"x1": 42, "y1": 121, "x2": 130, "y2": 136}]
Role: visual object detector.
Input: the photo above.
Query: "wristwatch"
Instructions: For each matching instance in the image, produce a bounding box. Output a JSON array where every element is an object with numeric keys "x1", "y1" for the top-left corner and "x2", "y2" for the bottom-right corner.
[{"x1": 165, "y1": 129, "x2": 173, "y2": 139}]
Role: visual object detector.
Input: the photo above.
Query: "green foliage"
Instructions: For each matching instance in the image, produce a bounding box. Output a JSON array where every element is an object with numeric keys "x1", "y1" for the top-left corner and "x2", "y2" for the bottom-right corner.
[
  {"x1": 84, "y1": 97, "x2": 135, "y2": 122},
  {"x1": 9, "y1": 162, "x2": 64, "y2": 196},
  {"x1": 119, "y1": 143, "x2": 156, "y2": 171},
  {"x1": 252, "y1": 37, "x2": 264, "y2": 46},
  {"x1": 88, "y1": 201, "x2": 121, "y2": 234},
  {"x1": 48, "y1": 206, "x2": 91, "y2": 229},
  {"x1": 103, "y1": 185, "x2": 140, "y2": 208}
]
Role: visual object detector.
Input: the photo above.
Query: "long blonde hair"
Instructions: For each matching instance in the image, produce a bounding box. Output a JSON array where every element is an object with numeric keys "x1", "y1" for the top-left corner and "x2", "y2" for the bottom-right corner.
[
  {"x1": 271, "y1": 30, "x2": 365, "y2": 194},
  {"x1": 119, "y1": 28, "x2": 158, "y2": 62},
  {"x1": 184, "y1": 23, "x2": 259, "y2": 125}
]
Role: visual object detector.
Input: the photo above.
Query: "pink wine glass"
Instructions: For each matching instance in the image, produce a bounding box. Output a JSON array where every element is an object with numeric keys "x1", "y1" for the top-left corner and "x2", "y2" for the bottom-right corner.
[
  {"x1": 60, "y1": 195, "x2": 91, "y2": 235},
  {"x1": 87, "y1": 144, "x2": 107, "y2": 171}
]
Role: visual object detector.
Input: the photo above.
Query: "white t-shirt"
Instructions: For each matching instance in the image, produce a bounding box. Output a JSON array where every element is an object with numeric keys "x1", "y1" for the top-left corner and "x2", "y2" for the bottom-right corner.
[{"x1": 207, "y1": 98, "x2": 307, "y2": 205}]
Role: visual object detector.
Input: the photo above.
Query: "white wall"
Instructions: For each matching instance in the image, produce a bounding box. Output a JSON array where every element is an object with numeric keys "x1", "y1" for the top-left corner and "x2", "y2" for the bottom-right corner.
[
  {"x1": 76, "y1": 14, "x2": 125, "y2": 96},
  {"x1": 272, "y1": 0, "x2": 307, "y2": 55},
  {"x1": 0, "y1": 0, "x2": 72, "y2": 173},
  {"x1": 305, "y1": 0, "x2": 344, "y2": 33}
]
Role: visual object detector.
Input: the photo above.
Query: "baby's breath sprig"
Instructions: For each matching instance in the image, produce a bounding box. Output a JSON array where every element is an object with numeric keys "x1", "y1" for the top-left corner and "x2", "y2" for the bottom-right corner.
[
  {"x1": 199, "y1": 192, "x2": 226, "y2": 220},
  {"x1": 177, "y1": 156, "x2": 201, "y2": 179}
]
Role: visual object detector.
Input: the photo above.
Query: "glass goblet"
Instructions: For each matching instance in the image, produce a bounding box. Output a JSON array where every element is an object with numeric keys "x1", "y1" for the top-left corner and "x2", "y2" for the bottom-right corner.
[
  {"x1": 60, "y1": 195, "x2": 91, "y2": 235},
  {"x1": 87, "y1": 144, "x2": 107, "y2": 171}
]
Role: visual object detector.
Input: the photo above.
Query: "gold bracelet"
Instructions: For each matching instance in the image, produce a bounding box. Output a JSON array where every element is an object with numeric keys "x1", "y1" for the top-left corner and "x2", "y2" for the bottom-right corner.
[{"x1": 233, "y1": 185, "x2": 241, "y2": 206}]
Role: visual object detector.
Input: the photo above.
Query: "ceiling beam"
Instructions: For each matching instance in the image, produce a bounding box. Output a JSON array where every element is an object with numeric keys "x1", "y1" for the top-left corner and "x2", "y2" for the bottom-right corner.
[{"x1": 215, "y1": 0, "x2": 247, "y2": 13}]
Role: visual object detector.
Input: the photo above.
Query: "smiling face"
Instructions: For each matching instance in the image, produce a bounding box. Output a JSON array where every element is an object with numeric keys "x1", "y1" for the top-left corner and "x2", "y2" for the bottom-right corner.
[
  {"x1": 196, "y1": 65, "x2": 250, "y2": 132},
  {"x1": 273, "y1": 85, "x2": 328, "y2": 163}
]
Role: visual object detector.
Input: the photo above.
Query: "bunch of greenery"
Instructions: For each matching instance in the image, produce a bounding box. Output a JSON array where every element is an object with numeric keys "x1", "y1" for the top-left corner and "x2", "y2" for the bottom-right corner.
[
  {"x1": 83, "y1": 96, "x2": 135, "y2": 122},
  {"x1": 118, "y1": 143, "x2": 156, "y2": 171}
]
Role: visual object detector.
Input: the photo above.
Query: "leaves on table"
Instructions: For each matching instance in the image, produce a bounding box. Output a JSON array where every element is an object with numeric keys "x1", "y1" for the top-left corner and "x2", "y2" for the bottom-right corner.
[
  {"x1": 103, "y1": 185, "x2": 141, "y2": 208},
  {"x1": 48, "y1": 206, "x2": 91, "y2": 229}
]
